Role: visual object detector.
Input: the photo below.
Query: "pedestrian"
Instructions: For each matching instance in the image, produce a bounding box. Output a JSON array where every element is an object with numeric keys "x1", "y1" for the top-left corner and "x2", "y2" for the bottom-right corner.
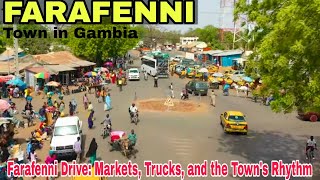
[
  {"x1": 101, "y1": 87, "x2": 106, "y2": 103},
  {"x1": 86, "y1": 138, "x2": 98, "y2": 165},
  {"x1": 104, "y1": 93, "x2": 112, "y2": 111},
  {"x1": 88, "y1": 102, "x2": 93, "y2": 112},
  {"x1": 45, "y1": 150, "x2": 57, "y2": 180},
  {"x1": 47, "y1": 97, "x2": 53, "y2": 106},
  {"x1": 27, "y1": 149, "x2": 37, "y2": 163},
  {"x1": 111, "y1": 72, "x2": 116, "y2": 84},
  {"x1": 69, "y1": 101, "x2": 74, "y2": 116},
  {"x1": 83, "y1": 93, "x2": 88, "y2": 110},
  {"x1": 88, "y1": 110, "x2": 94, "y2": 129},
  {"x1": 71, "y1": 98, "x2": 77, "y2": 113},
  {"x1": 95, "y1": 89, "x2": 101, "y2": 103},
  {"x1": 59, "y1": 101, "x2": 65, "y2": 114},
  {"x1": 210, "y1": 90, "x2": 216, "y2": 106},
  {"x1": 35, "y1": 84, "x2": 39, "y2": 96},
  {"x1": 74, "y1": 137, "x2": 81, "y2": 163},
  {"x1": 42, "y1": 86, "x2": 48, "y2": 99},
  {"x1": 154, "y1": 75, "x2": 158, "y2": 87}
]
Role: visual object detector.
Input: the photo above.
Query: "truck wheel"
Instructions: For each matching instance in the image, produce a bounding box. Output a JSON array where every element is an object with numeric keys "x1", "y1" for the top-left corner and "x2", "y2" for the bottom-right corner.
[{"x1": 310, "y1": 115, "x2": 318, "y2": 122}]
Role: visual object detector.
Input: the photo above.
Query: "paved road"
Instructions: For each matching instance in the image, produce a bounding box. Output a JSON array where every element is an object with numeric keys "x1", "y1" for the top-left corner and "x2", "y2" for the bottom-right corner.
[
  {"x1": 15, "y1": 57, "x2": 319, "y2": 180},
  {"x1": 79, "y1": 60, "x2": 319, "y2": 180}
]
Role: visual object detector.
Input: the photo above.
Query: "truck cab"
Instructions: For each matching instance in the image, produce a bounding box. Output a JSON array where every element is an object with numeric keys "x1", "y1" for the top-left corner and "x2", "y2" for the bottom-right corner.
[{"x1": 50, "y1": 116, "x2": 82, "y2": 159}]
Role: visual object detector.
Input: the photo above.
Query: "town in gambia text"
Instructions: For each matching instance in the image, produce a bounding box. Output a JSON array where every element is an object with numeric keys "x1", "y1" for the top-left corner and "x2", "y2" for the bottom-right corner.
[{"x1": 2, "y1": 26, "x2": 138, "y2": 39}]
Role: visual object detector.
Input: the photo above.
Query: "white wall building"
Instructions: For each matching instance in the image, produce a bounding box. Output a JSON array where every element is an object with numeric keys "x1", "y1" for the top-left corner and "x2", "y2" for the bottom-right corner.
[{"x1": 180, "y1": 37, "x2": 199, "y2": 45}]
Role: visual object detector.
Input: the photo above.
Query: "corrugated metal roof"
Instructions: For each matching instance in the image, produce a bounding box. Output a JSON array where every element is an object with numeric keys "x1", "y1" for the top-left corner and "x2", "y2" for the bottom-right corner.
[
  {"x1": 25, "y1": 67, "x2": 48, "y2": 74},
  {"x1": 33, "y1": 51, "x2": 96, "y2": 67},
  {"x1": 214, "y1": 50, "x2": 243, "y2": 56},
  {"x1": 44, "y1": 65, "x2": 76, "y2": 73}
]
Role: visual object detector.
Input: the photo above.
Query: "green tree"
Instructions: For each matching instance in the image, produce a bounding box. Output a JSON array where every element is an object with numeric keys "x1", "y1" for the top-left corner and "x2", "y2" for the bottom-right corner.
[
  {"x1": 3, "y1": 24, "x2": 53, "y2": 54},
  {"x1": 0, "y1": 26, "x2": 6, "y2": 54},
  {"x1": 235, "y1": 0, "x2": 320, "y2": 113},
  {"x1": 66, "y1": 24, "x2": 139, "y2": 66}
]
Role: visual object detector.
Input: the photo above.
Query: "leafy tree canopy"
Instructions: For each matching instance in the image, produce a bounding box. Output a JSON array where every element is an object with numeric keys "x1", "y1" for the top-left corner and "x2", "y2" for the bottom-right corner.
[
  {"x1": 3, "y1": 24, "x2": 53, "y2": 55},
  {"x1": 235, "y1": 0, "x2": 320, "y2": 113},
  {"x1": 66, "y1": 24, "x2": 139, "y2": 66}
]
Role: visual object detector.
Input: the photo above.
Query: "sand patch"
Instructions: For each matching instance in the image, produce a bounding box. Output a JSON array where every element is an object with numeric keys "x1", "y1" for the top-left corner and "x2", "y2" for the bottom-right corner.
[{"x1": 136, "y1": 98, "x2": 208, "y2": 113}]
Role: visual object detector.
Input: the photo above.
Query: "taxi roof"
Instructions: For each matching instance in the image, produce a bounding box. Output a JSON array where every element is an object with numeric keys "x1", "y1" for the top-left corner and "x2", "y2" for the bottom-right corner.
[{"x1": 226, "y1": 111, "x2": 244, "y2": 116}]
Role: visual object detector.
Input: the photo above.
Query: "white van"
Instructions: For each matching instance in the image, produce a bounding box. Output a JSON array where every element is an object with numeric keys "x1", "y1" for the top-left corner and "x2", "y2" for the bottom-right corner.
[
  {"x1": 50, "y1": 116, "x2": 82, "y2": 159},
  {"x1": 128, "y1": 68, "x2": 140, "y2": 80}
]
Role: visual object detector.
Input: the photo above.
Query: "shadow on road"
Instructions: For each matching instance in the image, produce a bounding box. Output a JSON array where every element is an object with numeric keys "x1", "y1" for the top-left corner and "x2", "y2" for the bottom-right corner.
[
  {"x1": 218, "y1": 131, "x2": 320, "y2": 179},
  {"x1": 218, "y1": 130, "x2": 307, "y2": 163}
]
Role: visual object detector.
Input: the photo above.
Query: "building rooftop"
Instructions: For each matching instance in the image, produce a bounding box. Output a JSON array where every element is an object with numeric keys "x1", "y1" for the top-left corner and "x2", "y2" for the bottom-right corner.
[
  {"x1": 33, "y1": 51, "x2": 96, "y2": 67},
  {"x1": 214, "y1": 50, "x2": 243, "y2": 56}
]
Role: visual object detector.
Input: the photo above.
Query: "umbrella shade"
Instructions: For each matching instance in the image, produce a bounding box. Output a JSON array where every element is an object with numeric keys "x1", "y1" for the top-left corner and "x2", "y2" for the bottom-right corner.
[
  {"x1": 243, "y1": 76, "x2": 253, "y2": 82},
  {"x1": 6, "y1": 78, "x2": 26, "y2": 87},
  {"x1": 34, "y1": 72, "x2": 50, "y2": 79},
  {"x1": 104, "y1": 62, "x2": 113, "y2": 67},
  {"x1": 0, "y1": 100, "x2": 10, "y2": 111},
  {"x1": 198, "y1": 68, "x2": 208, "y2": 73},
  {"x1": 84, "y1": 72, "x2": 97, "y2": 77},
  {"x1": 46, "y1": 81, "x2": 61, "y2": 87},
  {"x1": 212, "y1": 72, "x2": 224, "y2": 77}
]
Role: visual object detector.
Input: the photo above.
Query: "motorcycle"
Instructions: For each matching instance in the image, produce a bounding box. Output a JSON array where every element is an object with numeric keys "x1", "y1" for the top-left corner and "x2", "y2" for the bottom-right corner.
[
  {"x1": 131, "y1": 112, "x2": 139, "y2": 125},
  {"x1": 102, "y1": 124, "x2": 112, "y2": 139}
]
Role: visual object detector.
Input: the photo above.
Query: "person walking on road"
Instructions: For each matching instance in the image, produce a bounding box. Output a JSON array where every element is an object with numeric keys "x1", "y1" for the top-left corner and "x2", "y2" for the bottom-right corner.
[
  {"x1": 210, "y1": 90, "x2": 216, "y2": 106},
  {"x1": 88, "y1": 110, "x2": 94, "y2": 129},
  {"x1": 83, "y1": 93, "x2": 89, "y2": 110},
  {"x1": 105, "y1": 93, "x2": 112, "y2": 111},
  {"x1": 86, "y1": 138, "x2": 98, "y2": 165},
  {"x1": 154, "y1": 75, "x2": 158, "y2": 87},
  {"x1": 74, "y1": 137, "x2": 81, "y2": 163},
  {"x1": 169, "y1": 83, "x2": 174, "y2": 98}
]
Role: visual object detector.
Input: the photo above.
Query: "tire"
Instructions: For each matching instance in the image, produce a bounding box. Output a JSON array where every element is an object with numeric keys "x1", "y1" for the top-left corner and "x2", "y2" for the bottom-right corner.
[
  {"x1": 243, "y1": 132, "x2": 247, "y2": 135},
  {"x1": 310, "y1": 115, "x2": 318, "y2": 122}
]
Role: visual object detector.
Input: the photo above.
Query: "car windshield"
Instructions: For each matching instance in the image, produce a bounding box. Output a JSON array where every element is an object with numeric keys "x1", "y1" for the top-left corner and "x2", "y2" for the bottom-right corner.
[
  {"x1": 130, "y1": 70, "x2": 139, "y2": 73},
  {"x1": 196, "y1": 83, "x2": 208, "y2": 88},
  {"x1": 228, "y1": 115, "x2": 245, "y2": 122},
  {"x1": 54, "y1": 125, "x2": 78, "y2": 136}
]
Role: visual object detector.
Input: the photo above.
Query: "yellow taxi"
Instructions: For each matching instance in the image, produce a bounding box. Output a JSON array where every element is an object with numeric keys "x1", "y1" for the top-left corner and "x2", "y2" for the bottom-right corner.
[
  {"x1": 71, "y1": 167, "x2": 107, "y2": 180},
  {"x1": 207, "y1": 66, "x2": 219, "y2": 74},
  {"x1": 187, "y1": 68, "x2": 202, "y2": 78},
  {"x1": 220, "y1": 111, "x2": 248, "y2": 135}
]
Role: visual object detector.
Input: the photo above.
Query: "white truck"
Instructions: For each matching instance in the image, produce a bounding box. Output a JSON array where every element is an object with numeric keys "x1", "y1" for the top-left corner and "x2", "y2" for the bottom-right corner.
[{"x1": 50, "y1": 116, "x2": 82, "y2": 159}]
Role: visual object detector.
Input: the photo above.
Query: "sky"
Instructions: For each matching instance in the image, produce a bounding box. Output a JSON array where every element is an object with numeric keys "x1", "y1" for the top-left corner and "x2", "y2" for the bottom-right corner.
[{"x1": 161, "y1": 0, "x2": 234, "y2": 32}]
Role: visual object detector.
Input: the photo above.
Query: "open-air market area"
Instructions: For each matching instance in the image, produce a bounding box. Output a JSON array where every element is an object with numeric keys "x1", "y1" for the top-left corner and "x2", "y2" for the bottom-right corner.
[{"x1": 1, "y1": 0, "x2": 320, "y2": 180}]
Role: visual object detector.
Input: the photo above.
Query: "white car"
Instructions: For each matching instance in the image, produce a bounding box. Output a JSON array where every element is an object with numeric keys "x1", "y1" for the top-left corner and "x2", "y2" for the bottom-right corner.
[
  {"x1": 128, "y1": 68, "x2": 140, "y2": 80},
  {"x1": 50, "y1": 116, "x2": 82, "y2": 159}
]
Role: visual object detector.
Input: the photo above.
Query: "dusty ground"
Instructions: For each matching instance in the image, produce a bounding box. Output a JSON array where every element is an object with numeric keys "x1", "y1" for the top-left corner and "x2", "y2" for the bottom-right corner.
[{"x1": 137, "y1": 98, "x2": 208, "y2": 113}]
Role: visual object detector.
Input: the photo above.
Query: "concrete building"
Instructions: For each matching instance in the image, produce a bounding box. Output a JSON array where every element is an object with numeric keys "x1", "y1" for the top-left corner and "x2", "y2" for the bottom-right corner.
[{"x1": 180, "y1": 37, "x2": 199, "y2": 45}]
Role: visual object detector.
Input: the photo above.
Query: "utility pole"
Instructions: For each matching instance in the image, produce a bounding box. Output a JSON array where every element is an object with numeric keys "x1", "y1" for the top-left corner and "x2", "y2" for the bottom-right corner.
[{"x1": 13, "y1": 24, "x2": 19, "y2": 76}]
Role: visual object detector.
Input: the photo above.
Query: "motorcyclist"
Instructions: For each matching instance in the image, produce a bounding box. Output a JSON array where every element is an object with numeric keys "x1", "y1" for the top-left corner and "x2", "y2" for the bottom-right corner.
[
  {"x1": 129, "y1": 103, "x2": 138, "y2": 120},
  {"x1": 128, "y1": 129, "x2": 137, "y2": 148},
  {"x1": 306, "y1": 136, "x2": 317, "y2": 159}
]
